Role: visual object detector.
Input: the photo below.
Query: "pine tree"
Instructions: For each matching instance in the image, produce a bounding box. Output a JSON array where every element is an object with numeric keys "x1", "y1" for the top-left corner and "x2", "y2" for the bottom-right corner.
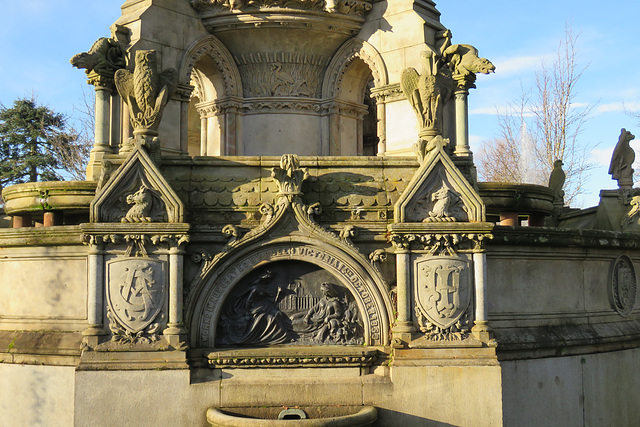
[{"x1": 0, "y1": 98, "x2": 70, "y2": 189}]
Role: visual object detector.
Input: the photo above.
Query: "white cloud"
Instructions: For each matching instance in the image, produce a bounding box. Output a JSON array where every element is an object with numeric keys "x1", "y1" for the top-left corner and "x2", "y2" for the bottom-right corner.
[
  {"x1": 492, "y1": 55, "x2": 547, "y2": 78},
  {"x1": 594, "y1": 102, "x2": 640, "y2": 114},
  {"x1": 591, "y1": 147, "x2": 613, "y2": 167}
]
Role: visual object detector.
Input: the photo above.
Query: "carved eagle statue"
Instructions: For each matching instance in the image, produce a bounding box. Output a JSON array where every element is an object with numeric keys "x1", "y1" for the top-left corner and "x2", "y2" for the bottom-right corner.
[{"x1": 115, "y1": 50, "x2": 177, "y2": 133}]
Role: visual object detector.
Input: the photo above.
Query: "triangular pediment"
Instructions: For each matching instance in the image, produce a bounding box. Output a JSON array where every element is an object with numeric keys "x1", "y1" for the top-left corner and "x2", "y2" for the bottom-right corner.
[
  {"x1": 90, "y1": 147, "x2": 184, "y2": 223},
  {"x1": 395, "y1": 145, "x2": 484, "y2": 223}
]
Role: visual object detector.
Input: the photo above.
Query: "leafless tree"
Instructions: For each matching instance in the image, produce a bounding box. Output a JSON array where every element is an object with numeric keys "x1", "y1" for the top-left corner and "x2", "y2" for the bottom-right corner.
[
  {"x1": 477, "y1": 26, "x2": 596, "y2": 205},
  {"x1": 50, "y1": 87, "x2": 94, "y2": 180}
]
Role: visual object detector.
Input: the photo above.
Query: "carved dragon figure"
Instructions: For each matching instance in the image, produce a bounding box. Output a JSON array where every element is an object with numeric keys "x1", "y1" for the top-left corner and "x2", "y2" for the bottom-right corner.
[
  {"x1": 122, "y1": 185, "x2": 153, "y2": 223},
  {"x1": 71, "y1": 37, "x2": 126, "y2": 84}
]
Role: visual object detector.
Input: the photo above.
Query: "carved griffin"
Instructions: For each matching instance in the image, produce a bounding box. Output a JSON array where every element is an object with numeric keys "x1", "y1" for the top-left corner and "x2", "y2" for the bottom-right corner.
[
  {"x1": 70, "y1": 37, "x2": 126, "y2": 84},
  {"x1": 442, "y1": 44, "x2": 495, "y2": 79},
  {"x1": 115, "y1": 50, "x2": 177, "y2": 135}
]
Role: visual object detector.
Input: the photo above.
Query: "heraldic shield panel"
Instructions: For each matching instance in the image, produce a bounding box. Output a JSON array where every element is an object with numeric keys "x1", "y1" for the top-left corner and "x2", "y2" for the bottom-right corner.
[
  {"x1": 106, "y1": 258, "x2": 167, "y2": 333},
  {"x1": 414, "y1": 256, "x2": 473, "y2": 330}
]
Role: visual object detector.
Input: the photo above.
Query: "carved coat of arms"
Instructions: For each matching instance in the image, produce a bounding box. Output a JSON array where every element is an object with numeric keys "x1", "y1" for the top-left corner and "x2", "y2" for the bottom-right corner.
[
  {"x1": 414, "y1": 256, "x2": 472, "y2": 330},
  {"x1": 106, "y1": 258, "x2": 166, "y2": 333}
]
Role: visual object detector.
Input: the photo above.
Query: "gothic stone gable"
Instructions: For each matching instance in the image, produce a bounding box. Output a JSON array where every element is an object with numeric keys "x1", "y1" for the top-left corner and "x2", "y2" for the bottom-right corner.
[
  {"x1": 90, "y1": 147, "x2": 184, "y2": 223},
  {"x1": 395, "y1": 145, "x2": 485, "y2": 224}
]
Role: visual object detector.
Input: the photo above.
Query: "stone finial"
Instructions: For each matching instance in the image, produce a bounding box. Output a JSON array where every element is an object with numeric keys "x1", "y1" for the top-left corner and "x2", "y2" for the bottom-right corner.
[
  {"x1": 548, "y1": 159, "x2": 566, "y2": 207},
  {"x1": 71, "y1": 37, "x2": 126, "y2": 88},
  {"x1": 271, "y1": 154, "x2": 309, "y2": 196},
  {"x1": 609, "y1": 128, "x2": 636, "y2": 189},
  {"x1": 115, "y1": 50, "x2": 178, "y2": 153}
]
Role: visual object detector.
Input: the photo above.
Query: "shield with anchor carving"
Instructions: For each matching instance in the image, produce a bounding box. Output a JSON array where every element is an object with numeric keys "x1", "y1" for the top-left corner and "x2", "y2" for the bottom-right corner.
[{"x1": 106, "y1": 258, "x2": 167, "y2": 333}]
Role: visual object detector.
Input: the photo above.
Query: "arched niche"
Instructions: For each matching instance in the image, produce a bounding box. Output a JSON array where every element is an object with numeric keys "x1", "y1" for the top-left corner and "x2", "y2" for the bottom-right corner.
[
  {"x1": 188, "y1": 239, "x2": 392, "y2": 349},
  {"x1": 322, "y1": 39, "x2": 388, "y2": 156},
  {"x1": 179, "y1": 35, "x2": 243, "y2": 156}
]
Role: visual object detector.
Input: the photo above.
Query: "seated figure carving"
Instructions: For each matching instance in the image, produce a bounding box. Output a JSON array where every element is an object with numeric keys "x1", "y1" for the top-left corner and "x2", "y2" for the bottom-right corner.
[
  {"x1": 216, "y1": 270, "x2": 296, "y2": 346},
  {"x1": 295, "y1": 283, "x2": 363, "y2": 345}
]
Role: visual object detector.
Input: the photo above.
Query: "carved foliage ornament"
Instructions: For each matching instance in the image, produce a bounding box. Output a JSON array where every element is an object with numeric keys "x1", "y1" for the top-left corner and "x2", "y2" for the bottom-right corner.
[
  {"x1": 610, "y1": 255, "x2": 637, "y2": 317},
  {"x1": 190, "y1": 0, "x2": 372, "y2": 16}
]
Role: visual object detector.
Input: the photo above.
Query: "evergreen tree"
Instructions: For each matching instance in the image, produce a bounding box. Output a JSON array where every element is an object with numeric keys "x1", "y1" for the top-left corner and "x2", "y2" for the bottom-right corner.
[{"x1": 0, "y1": 98, "x2": 70, "y2": 188}]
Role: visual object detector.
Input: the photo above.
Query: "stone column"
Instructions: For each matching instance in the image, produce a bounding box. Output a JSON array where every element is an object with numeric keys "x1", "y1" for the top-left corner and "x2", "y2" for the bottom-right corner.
[
  {"x1": 376, "y1": 99, "x2": 386, "y2": 155},
  {"x1": 164, "y1": 242, "x2": 187, "y2": 347},
  {"x1": 177, "y1": 84, "x2": 194, "y2": 156},
  {"x1": 392, "y1": 248, "x2": 414, "y2": 345},
  {"x1": 453, "y1": 87, "x2": 472, "y2": 156},
  {"x1": 200, "y1": 116, "x2": 208, "y2": 156},
  {"x1": 94, "y1": 85, "x2": 113, "y2": 153},
  {"x1": 110, "y1": 93, "x2": 122, "y2": 152},
  {"x1": 83, "y1": 238, "x2": 106, "y2": 347},
  {"x1": 472, "y1": 251, "x2": 491, "y2": 342},
  {"x1": 86, "y1": 77, "x2": 115, "y2": 180}
]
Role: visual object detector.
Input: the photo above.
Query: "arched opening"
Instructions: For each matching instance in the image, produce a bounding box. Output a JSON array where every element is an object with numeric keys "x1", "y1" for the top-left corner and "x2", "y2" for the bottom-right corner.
[
  {"x1": 188, "y1": 55, "x2": 227, "y2": 156},
  {"x1": 335, "y1": 58, "x2": 377, "y2": 156}
]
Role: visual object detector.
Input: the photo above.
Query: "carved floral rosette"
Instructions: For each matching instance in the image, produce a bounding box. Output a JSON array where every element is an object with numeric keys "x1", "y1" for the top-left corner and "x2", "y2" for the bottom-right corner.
[{"x1": 610, "y1": 255, "x2": 637, "y2": 317}]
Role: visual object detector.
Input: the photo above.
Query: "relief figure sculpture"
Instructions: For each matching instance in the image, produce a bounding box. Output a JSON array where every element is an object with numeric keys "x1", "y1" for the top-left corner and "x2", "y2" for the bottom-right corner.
[
  {"x1": 294, "y1": 282, "x2": 363, "y2": 345},
  {"x1": 217, "y1": 270, "x2": 296, "y2": 346}
]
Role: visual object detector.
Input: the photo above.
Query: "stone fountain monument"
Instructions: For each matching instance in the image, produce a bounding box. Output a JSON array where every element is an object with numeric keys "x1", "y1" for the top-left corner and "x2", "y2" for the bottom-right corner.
[{"x1": 1, "y1": 1, "x2": 639, "y2": 426}]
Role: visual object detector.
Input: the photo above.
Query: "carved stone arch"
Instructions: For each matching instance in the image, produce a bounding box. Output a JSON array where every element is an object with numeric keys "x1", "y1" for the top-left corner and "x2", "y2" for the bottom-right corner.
[
  {"x1": 179, "y1": 35, "x2": 242, "y2": 98},
  {"x1": 322, "y1": 38, "x2": 388, "y2": 99},
  {"x1": 188, "y1": 236, "x2": 392, "y2": 348}
]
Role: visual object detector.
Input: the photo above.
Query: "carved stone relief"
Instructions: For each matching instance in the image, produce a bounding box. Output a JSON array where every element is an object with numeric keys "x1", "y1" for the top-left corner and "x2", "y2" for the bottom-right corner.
[
  {"x1": 414, "y1": 255, "x2": 473, "y2": 341},
  {"x1": 610, "y1": 255, "x2": 637, "y2": 317},
  {"x1": 103, "y1": 172, "x2": 168, "y2": 223},
  {"x1": 216, "y1": 261, "x2": 364, "y2": 347},
  {"x1": 235, "y1": 52, "x2": 328, "y2": 98},
  {"x1": 406, "y1": 166, "x2": 469, "y2": 223},
  {"x1": 196, "y1": 243, "x2": 386, "y2": 347},
  {"x1": 106, "y1": 258, "x2": 167, "y2": 344}
]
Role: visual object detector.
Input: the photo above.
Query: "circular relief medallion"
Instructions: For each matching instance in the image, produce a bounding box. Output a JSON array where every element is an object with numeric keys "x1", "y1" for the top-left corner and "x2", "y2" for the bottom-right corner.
[{"x1": 610, "y1": 255, "x2": 637, "y2": 317}]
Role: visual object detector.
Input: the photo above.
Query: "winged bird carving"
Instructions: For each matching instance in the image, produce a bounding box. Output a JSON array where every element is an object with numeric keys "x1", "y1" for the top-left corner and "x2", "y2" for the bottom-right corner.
[{"x1": 115, "y1": 50, "x2": 177, "y2": 135}]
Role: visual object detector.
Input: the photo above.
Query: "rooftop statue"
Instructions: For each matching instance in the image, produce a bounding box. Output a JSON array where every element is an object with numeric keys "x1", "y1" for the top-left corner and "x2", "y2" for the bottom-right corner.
[{"x1": 609, "y1": 128, "x2": 636, "y2": 188}]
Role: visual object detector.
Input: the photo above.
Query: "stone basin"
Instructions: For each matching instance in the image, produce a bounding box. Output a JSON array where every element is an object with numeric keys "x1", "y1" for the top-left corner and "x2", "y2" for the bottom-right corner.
[{"x1": 207, "y1": 406, "x2": 377, "y2": 427}]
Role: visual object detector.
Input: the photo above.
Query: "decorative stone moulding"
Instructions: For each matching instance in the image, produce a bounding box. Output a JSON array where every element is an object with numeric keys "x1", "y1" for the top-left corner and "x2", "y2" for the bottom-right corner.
[
  {"x1": 477, "y1": 182, "x2": 554, "y2": 225},
  {"x1": 91, "y1": 146, "x2": 184, "y2": 223},
  {"x1": 189, "y1": 1, "x2": 374, "y2": 102},
  {"x1": 2, "y1": 181, "x2": 98, "y2": 225}
]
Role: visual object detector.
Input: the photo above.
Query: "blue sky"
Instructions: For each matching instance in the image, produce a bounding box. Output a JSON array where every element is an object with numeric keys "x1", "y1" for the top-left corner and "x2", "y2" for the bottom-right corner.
[{"x1": 1, "y1": 1, "x2": 639, "y2": 207}]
